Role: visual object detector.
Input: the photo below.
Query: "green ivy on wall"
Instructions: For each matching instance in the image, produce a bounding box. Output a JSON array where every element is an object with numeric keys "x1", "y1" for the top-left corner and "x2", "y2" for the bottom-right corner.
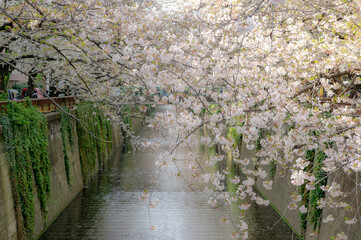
[
  {"x1": 309, "y1": 150, "x2": 327, "y2": 230},
  {"x1": 145, "y1": 104, "x2": 153, "y2": 115},
  {"x1": 255, "y1": 129, "x2": 264, "y2": 151},
  {"x1": 298, "y1": 149, "x2": 314, "y2": 234},
  {"x1": 298, "y1": 183, "x2": 308, "y2": 235},
  {"x1": 59, "y1": 108, "x2": 74, "y2": 186},
  {"x1": 0, "y1": 101, "x2": 50, "y2": 239},
  {"x1": 269, "y1": 160, "x2": 277, "y2": 180},
  {"x1": 76, "y1": 102, "x2": 113, "y2": 183},
  {"x1": 298, "y1": 149, "x2": 327, "y2": 235},
  {"x1": 120, "y1": 105, "x2": 132, "y2": 137},
  {"x1": 227, "y1": 126, "x2": 242, "y2": 150}
]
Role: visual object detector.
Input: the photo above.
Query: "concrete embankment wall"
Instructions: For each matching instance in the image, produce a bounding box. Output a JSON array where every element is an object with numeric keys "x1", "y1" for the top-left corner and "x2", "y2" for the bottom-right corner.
[
  {"x1": 238, "y1": 140, "x2": 302, "y2": 234},
  {"x1": 317, "y1": 171, "x2": 361, "y2": 240},
  {"x1": 0, "y1": 107, "x2": 143, "y2": 240},
  {"x1": 0, "y1": 143, "x2": 16, "y2": 240},
  {"x1": 238, "y1": 134, "x2": 361, "y2": 240}
]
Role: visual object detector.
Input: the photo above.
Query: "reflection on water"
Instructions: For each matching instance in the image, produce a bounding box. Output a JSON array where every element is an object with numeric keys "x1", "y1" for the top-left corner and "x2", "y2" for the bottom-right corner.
[{"x1": 40, "y1": 106, "x2": 296, "y2": 240}]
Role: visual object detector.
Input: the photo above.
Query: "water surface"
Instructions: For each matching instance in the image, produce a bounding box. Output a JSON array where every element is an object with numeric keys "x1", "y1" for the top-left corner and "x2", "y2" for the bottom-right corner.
[{"x1": 40, "y1": 105, "x2": 296, "y2": 240}]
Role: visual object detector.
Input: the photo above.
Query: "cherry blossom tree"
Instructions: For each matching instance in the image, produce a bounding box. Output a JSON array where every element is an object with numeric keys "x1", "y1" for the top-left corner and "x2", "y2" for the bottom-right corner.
[
  {"x1": 139, "y1": 0, "x2": 361, "y2": 238},
  {"x1": 2, "y1": 0, "x2": 361, "y2": 239}
]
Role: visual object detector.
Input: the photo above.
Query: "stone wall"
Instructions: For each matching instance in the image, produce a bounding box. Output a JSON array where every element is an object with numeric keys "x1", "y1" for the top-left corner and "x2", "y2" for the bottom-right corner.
[{"x1": 0, "y1": 108, "x2": 143, "y2": 240}]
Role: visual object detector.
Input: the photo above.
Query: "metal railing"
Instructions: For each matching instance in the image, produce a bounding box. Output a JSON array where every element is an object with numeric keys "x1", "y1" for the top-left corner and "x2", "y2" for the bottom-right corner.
[{"x1": 0, "y1": 96, "x2": 75, "y2": 113}]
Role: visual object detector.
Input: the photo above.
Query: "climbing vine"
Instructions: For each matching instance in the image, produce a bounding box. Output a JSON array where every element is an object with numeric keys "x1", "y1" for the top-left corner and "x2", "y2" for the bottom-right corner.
[
  {"x1": 227, "y1": 126, "x2": 242, "y2": 150},
  {"x1": 269, "y1": 160, "x2": 277, "y2": 180},
  {"x1": 298, "y1": 183, "x2": 308, "y2": 235},
  {"x1": 0, "y1": 101, "x2": 50, "y2": 239},
  {"x1": 308, "y1": 150, "x2": 327, "y2": 230},
  {"x1": 298, "y1": 149, "x2": 327, "y2": 235},
  {"x1": 76, "y1": 102, "x2": 113, "y2": 183},
  {"x1": 59, "y1": 108, "x2": 74, "y2": 186},
  {"x1": 298, "y1": 149, "x2": 314, "y2": 234},
  {"x1": 120, "y1": 105, "x2": 132, "y2": 137},
  {"x1": 145, "y1": 104, "x2": 153, "y2": 115}
]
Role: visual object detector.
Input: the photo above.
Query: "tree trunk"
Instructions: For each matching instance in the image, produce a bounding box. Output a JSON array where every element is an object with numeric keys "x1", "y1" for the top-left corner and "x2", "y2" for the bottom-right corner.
[
  {"x1": 0, "y1": 64, "x2": 10, "y2": 93},
  {"x1": 28, "y1": 77, "x2": 35, "y2": 98}
]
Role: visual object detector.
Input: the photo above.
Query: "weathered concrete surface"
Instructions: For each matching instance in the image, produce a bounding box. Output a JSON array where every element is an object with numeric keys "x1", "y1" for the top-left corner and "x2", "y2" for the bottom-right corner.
[
  {"x1": 255, "y1": 164, "x2": 301, "y2": 235},
  {"x1": 0, "y1": 152, "x2": 17, "y2": 240},
  {"x1": 238, "y1": 135, "x2": 301, "y2": 236},
  {"x1": 317, "y1": 171, "x2": 361, "y2": 240},
  {"x1": 129, "y1": 106, "x2": 144, "y2": 134}
]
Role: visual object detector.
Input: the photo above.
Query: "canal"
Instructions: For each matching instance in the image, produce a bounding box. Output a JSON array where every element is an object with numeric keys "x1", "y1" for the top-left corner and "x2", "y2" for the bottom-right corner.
[{"x1": 39, "y1": 105, "x2": 296, "y2": 240}]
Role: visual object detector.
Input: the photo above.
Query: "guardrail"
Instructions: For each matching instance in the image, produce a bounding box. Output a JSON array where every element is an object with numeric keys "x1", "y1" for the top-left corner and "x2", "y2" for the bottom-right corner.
[{"x1": 0, "y1": 96, "x2": 75, "y2": 113}]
